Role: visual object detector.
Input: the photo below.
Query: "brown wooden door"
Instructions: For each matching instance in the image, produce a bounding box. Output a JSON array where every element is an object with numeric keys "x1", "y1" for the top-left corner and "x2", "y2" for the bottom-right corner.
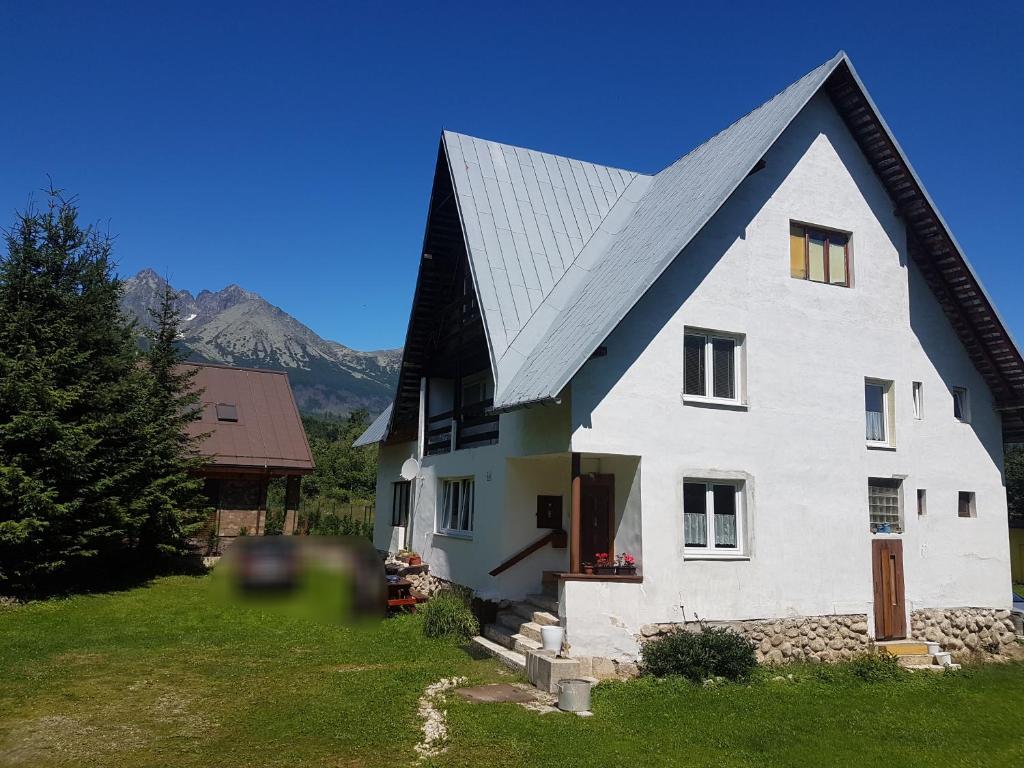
[
  {"x1": 872, "y1": 539, "x2": 907, "y2": 640},
  {"x1": 580, "y1": 474, "x2": 614, "y2": 564}
]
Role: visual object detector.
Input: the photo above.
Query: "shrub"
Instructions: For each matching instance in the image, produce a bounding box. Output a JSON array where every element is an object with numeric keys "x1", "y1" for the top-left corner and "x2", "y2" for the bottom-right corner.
[
  {"x1": 422, "y1": 590, "x2": 479, "y2": 641},
  {"x1": 847, "y1": 651, "x2": 904, "y2": 682},
  {"x1": 640, "y1": 625, "x2": 756, "y2": 682}
]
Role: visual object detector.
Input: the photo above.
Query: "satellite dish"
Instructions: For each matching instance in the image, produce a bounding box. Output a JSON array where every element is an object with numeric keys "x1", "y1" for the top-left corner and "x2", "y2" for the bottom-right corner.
[{"x1": 400, "y1": 458, "x2": 420, "y2": 481}]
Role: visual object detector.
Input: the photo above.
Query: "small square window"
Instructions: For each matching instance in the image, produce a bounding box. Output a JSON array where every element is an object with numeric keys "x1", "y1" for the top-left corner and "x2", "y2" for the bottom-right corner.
[
  {"x1": 869, "y1": 478, "x2": 902, "y2": 533},
  {"x1": 683, "y1": 479, "x2": 746, "y2": 556},
  {"x1": 790, "y1": 222, "x2": 851, "y2": 287},
  {"x1": 958, "y1": 491, "x2": 976, "y2": 518},
  {"x1": 215, "y1": 403, "x2": 238, "y2": 422}
]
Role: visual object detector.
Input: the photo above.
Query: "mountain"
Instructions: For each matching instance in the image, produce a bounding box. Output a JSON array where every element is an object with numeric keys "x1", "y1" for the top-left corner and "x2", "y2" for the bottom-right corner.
[{"x1": 121, "y1": 269, "x2": 401, "y2": 416}]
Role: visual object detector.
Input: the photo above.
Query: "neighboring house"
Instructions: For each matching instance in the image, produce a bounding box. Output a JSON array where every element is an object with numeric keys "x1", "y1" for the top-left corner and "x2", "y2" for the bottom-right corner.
[
  {"x1": 356, "y1": 52, "x2": 1023, "y2": 666},
  {"x1": 187, "y1": 363, "x2": 315, "y2": 547}
]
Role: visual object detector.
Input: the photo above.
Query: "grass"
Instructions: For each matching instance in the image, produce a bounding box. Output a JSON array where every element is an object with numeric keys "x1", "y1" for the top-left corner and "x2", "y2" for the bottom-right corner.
[
  {"x1": 1013, "y1": 582, "x2": 1024, "y2": 600},
  {"x1": 2, "y1": 575, "x2": 1023, "y2": 767}
]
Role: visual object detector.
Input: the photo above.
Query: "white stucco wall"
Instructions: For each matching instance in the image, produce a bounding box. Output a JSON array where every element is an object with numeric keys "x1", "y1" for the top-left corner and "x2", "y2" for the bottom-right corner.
[{"x1": 563, "y1": 91, "x2": 1011, "y2": 657}]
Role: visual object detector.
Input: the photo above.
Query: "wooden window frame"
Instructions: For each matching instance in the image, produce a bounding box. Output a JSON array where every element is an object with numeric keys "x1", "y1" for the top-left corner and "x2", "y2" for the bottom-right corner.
[
  {"x1": 437, "y1": 477, "x2": 475, "y2": 538},
  {"x1": 391, "y1": 480, "x2": 411, "y2": 527},
  {"x1": 791, "y1": 222, "x2": 852, "y2": 287},
  {"x1": 682, "y1": 478, "x2": 747, "y2": 558},
  {"x1": 683, "y1": 329, "x2": 743, "y2": 405}
]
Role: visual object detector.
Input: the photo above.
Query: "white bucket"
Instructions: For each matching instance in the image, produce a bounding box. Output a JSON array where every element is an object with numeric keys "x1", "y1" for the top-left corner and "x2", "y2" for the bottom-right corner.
[{"x1": 540, "y1": 625, "x2": 565, "y2": 653}]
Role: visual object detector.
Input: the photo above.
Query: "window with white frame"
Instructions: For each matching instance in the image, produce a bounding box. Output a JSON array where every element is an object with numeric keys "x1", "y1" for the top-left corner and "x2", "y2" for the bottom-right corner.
[
  {"x1": 865, "y1": 379, "x2": 894, "y2": 446},
  {"x1": 868, "y1": 478, "x2": 902, "y2": 533},
  {"x1": 951, "y1": 386, "x2": 970, "y2": 423},
  {"x1": 683, "y1": 330, "x2": 742, "y2": 402},
  {"x1": 438, "y1": 477, "x2": 474, "y2": 536},
  {"x1": 683, "y1": 479, "x2": 745, "y2": 555},
  {"x1": 912, "y1": 382, "x2": 923, "y2": 419}
]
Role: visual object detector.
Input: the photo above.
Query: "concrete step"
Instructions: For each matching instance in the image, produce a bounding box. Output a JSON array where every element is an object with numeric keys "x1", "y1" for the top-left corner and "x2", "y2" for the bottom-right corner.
[
  {"x1": 896, "y1": 653, "x2": 936, "y2": 667},
  {"x1": 483, "y1": 623, "x2": 542, "y2": 654},
  {"x1": 524, "y1": 593, "x2": 559, "y2": 614},
  {"x1": 903, "y1": 662, "x2": 960, "y2": 672},
  {"x1": 878, "y1": 640, "x2": 930, "y2": 656},
  {"x1": 471, "y1": 635, "x2": 526, "y2": 673},
  {"x1": 496, "y1": 611, "x2": 526, "y2": 634},
  {"x1": 516, "y1": 621, "x2": 544, "y2": 644},
  {"x1": 509, "y1": 602, "x2": 560, "y2": 626}
]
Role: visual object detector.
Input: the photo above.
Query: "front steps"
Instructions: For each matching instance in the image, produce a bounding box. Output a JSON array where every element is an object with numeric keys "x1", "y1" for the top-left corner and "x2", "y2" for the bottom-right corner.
[
  {"x1": 472, "y1": 593, "x2": 576, "y2": 690},
  {"x1": 877, "y1": 639, "x2": 961, "y2": 671}
]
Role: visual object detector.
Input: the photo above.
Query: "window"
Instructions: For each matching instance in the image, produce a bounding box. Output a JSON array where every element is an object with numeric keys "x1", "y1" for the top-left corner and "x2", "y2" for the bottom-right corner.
[
  {"x1": 917, "y1": 488, "x2": 927, "y2": 517},
  {"x1": 865, "y1": 379, "x2": 894, "y2": 446},
  {"x1": 912, "y1": 382, "x2": 923, "y2": 419},
  {"x1": 683, "y1": 480, "x2": 745, "y2": 555},
  {"x1": 958, "y1": 491, "x2": 976, "y2": 519},
  {"x1": 439, "y1": 478, "x2": 474, "y2": 536},
  {"x1": 391, "y1": 481, "x2": 411, "y2": 527},
  {"x1": 869, "y1": 478, "x2": 902, "y2": 533},
  {"x1": 684, "y1": 330, "x2": 742, "y2": 402},
  {"x1": 215, "y1": 403, "x2": 238, "y2": 422},
  {"x1": 952, "y1": 386, "x2": 970, "y2": 423},
  {"x1": 790, "y1": 222, "x2": 850, "y2": 286}
]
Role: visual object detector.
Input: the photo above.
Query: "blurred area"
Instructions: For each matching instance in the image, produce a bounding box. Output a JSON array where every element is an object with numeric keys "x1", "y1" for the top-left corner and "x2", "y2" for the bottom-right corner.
[{"x1": 212, "y1": 537, "x2": 385, "y2": 627}]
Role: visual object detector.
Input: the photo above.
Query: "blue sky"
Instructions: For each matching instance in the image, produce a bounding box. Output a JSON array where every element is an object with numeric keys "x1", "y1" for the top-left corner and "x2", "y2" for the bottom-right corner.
[{"x1": 2, "y1": 2, "x2": 1021, "y2": 350}]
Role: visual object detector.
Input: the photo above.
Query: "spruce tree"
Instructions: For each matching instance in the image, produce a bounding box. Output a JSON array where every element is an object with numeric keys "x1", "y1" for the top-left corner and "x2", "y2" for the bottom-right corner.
[
  {"x1": 137, "y1": 281, "x2": 209, "y2": 556},
  {"x1": 0, "y1": 190, "x2": 147, "y2": 591}
]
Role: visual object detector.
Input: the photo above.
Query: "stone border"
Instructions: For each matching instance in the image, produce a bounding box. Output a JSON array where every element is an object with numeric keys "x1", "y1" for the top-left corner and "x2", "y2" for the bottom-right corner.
[{"x1": 910, "y1": 608, "x2": 1016, "y2": 656}]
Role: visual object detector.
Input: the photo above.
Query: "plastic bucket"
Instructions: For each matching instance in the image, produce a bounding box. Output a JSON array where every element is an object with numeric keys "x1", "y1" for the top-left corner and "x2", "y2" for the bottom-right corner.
[
  {"x1": 557, "y1": 679, "x2": 592, "y2": 712},
  {"x1": 540, "y1": 625, "x2": 564, "y2": 653}
]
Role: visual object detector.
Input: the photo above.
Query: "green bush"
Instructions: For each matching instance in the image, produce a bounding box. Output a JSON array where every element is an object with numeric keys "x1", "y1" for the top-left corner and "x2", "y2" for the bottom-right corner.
[
  {"x1": 422, "y1": 590, "x2": 479, "y2": 642},
  {"x1": 640, "y1": 625, "x2": 756, "y2": 682},
  {"x1": 847, "y1": 651, "x2": 904, "y2": 682}
]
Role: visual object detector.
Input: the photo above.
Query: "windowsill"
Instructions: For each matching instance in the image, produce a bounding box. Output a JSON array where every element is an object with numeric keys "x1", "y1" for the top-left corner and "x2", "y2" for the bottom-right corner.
[
  {"x1": 681, "y1": 395, "x2": 749, "y2": 411},
  {"x1": 866, "y1": 442, "x2": 896, "y2": 451},
  {"x1": 683, "y1": 551, "x2": 750, "y2": 561},
  {"x1": 434, "y1": 531, "x2": 473, "y2": 541},
  {"x1": 554, "y1": 572, "x2": 644, "y2": 583},
  {"x1": 870, "y1": 530, "x2": 903, "y2": 536}
]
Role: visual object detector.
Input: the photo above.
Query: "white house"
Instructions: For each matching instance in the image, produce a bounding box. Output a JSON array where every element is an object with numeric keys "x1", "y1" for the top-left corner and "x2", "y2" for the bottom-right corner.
[{"x1": 357, "y1": 52, "x2": 1023, "y2": 670}]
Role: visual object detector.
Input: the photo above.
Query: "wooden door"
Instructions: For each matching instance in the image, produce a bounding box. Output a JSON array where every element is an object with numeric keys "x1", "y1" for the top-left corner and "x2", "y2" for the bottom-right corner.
[
  {"x1": 872, "y1": 539, "x2": 906, "y2": 640},
  {"x1": 580, "y1": 474, "x2": 614, "y2": 565}
]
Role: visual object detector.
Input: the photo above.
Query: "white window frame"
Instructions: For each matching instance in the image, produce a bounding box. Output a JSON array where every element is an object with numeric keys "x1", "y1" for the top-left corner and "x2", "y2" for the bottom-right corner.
[
  {"x1": 682, "y1": 478, "x2": 747, "y2": 558},
  {"x1": 868, "y1": 478, "x2": 903, "y2": 533},
  {"x1": 865, "y1": 378, "x2": 895, "y2": 448},
  {"x1": 437, "y1": 477, "x2": 474, "y2": 538},
  {"x1": 951, "y1": 386, "x2": 970, "y2": 423},
  {"x1": 912, "y1": 381, "x2": 923, "y2": 420},
  {"x1": 683, "y1": 329, "x2": 744, "y2": 405}
]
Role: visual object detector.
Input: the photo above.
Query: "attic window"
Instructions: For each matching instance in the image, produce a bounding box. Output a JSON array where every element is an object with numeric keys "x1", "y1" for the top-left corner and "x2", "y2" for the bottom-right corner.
[
  {"x1": 790, "y1": 223, "x2": 850, "y2": 287},
  {"x1": 215, "y1": 403, "x2": 238, "y2": 422}
]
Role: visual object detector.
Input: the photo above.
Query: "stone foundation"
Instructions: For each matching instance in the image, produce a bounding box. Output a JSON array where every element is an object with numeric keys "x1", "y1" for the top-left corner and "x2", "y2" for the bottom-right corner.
[
  {"x1": 910, "y1": 608, "x2": 1016, "y2": 656},
  {"x1": 639, "y1": 614, "x2": 872, "y2": 664}
]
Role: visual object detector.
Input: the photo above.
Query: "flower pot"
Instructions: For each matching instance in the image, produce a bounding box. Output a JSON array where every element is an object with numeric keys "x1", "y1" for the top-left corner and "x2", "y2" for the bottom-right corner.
[
  {"x1": 540, "y1": 625, "x2": 565, "y2": 653},
  {"x1": 594, "y1": 566, "x2": 615, "y2": 575},
  {"x1": 407, "y1": 555, "x2": 421, "y2": 567},
  {"x1": 583, "y1": 565, "x2": 594, "y2": 575},
  {"x1": 615, "y1": 565, "x2": 637, "y2": 576}
]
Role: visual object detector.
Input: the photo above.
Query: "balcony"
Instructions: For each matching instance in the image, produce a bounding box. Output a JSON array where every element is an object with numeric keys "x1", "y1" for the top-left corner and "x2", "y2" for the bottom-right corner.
[{"x1": 425, "y1": 398, "x2": 499, "y2": 455}]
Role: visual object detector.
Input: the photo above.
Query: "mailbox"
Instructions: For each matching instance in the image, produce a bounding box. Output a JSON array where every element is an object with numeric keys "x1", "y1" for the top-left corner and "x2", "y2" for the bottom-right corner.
[{"x1": 536, "y1": 495, "x2": 562, "y2": 529}]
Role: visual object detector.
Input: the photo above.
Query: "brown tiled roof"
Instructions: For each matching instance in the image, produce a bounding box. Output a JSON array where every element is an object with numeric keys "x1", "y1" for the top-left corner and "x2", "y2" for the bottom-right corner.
[{"x1": 184, "y1": 363, "x2": 315, "y2": 473}]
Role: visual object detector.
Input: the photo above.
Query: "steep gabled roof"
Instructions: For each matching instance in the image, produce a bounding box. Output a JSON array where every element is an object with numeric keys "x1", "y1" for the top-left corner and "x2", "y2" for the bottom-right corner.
[{"x1": 360, "y1": 51, "x2": 1024, "y2": 447}]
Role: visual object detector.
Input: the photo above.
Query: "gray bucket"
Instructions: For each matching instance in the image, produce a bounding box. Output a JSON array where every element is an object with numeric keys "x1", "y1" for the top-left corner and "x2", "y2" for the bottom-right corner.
[{"x1": 557, "y1": 678, "x2": 592, "y2": 712}]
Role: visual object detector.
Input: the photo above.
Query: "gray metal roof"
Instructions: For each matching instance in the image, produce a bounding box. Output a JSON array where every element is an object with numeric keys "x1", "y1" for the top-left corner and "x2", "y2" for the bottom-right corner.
[
  {"x1": 353, "y1": 403, "x2": 392, "y2": 448},
  {"x1": 491, "y1": 52, "x2": 847, "y2": 408},
  {"x1": 442, "y1": 131, "x2": 641, "y2": 363}
]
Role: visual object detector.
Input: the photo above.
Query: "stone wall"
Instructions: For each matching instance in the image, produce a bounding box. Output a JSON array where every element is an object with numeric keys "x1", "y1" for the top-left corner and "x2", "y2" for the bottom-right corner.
[
  {"x1": 639, "y1": 614, "x2": 872, "y2": 664},
  {"x1": 910, "y1": 608, "x2": 1016, "y2": 656}
]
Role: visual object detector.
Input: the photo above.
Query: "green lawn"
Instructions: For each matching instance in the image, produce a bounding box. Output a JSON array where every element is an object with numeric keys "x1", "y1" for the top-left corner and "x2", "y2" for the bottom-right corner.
[{"x1": 1, "y1": 575, "x2": 1022, "y2": 768}]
